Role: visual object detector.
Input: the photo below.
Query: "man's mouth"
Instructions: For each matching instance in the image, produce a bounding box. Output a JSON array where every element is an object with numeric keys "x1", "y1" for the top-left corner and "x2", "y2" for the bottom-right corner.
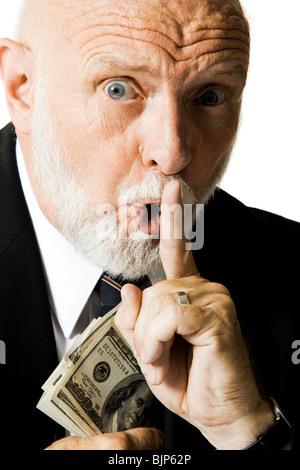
[{"x1": 129, "y1": 202, "x2": 161, "y2": 236}]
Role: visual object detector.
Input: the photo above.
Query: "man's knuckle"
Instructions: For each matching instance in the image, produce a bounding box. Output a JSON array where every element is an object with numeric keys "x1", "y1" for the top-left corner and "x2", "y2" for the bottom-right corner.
[
  {"x1": 210, "y1": 282, "x2": 231, "y2": 297},
  {"x1": 214, "y1": 295, "x2": 236, "y2": 320}
]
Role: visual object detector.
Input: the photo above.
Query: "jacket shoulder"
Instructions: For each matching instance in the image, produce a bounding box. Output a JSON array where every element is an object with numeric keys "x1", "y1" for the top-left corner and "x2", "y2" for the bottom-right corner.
[
  {"x1": 209, "y1": 189, "x2": 300, "y2": 230},
  {"x1": 197, "y1": 188, "x2": 300, "y2": 285}
]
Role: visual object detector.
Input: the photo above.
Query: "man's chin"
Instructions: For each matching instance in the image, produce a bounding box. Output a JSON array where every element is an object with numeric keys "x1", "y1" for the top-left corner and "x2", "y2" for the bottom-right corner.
[{"x1": 79, "y1": 236, "x2": 161, "y2": 281}]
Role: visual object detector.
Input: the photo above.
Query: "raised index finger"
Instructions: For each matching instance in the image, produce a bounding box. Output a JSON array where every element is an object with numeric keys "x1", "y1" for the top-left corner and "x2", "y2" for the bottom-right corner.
[{"x1": 159, "y1": 180, "x2": 198, "y2": 279}]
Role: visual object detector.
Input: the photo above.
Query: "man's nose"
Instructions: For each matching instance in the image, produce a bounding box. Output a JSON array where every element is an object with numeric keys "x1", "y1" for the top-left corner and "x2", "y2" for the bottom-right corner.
[{"x1": 138, "y1": 100, "x2": 194, "y2": 175}]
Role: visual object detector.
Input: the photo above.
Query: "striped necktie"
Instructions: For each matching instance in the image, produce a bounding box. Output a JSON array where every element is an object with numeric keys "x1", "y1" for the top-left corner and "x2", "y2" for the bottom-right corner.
[{"x1": 95, "y1": 273, "x2": 151, "y2": 317}]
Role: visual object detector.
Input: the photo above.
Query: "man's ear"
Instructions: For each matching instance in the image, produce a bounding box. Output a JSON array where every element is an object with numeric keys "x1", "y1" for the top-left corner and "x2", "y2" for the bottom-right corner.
[{"x1": 0, "y1": 38, "x2": 34, "y2": 134}]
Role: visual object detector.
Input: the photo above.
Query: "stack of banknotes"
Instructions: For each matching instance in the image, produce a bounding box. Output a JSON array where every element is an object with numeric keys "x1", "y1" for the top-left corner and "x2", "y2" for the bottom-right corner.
[{"x1": 37, "y1": 305, "x2": 158, "y2": 437}]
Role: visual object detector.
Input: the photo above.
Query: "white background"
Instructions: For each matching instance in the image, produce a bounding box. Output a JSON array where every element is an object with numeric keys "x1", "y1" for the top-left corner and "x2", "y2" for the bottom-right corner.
[{"x1": 0, "y1": 0, "x2": 299, "y2": 222}]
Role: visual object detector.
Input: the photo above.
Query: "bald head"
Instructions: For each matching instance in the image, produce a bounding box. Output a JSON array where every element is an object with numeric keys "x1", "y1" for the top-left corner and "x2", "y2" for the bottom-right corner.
[{"x1": 17, "y1": 0, "x2": 249, "y2": 51}]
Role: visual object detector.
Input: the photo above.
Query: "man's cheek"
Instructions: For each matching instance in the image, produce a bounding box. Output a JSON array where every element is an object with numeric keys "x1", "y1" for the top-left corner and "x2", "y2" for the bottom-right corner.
[{"x1": 100, "y1": 105, "x2": 137, "y2": 137}]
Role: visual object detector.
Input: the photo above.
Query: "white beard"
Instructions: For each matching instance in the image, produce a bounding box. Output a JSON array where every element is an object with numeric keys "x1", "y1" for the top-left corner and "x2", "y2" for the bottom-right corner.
[{"x1": 30, "y1": 77, "x2": 227, "y2": 280}]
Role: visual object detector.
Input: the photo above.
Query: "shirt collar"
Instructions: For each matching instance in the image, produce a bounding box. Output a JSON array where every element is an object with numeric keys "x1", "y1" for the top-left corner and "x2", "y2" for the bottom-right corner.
[{"x1": 16, "y1": 140, "x2": 103, "y2": 338}]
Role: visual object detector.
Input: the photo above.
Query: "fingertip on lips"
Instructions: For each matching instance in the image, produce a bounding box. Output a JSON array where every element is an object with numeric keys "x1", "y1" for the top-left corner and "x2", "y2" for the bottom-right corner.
[{"x1": 161, "y1": 180, "x2": 182, "y2": 204}]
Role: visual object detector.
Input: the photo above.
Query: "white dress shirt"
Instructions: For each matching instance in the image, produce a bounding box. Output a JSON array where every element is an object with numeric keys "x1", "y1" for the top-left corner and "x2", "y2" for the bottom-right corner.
[
  {"x1": 16, "y1": 141, "x2": 166, "y2": 362},
  {"x1": 16, "y1": 141, "x2": 103, "y2": 361}
]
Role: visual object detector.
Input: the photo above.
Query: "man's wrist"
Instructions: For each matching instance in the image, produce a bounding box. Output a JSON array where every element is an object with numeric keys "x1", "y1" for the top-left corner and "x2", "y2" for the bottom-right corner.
[
  {"x1": 209, "y1": 399, "x2": 292, "y2": 450},
  {"x1": 206, "y1": 401, "x2": 276, "y2": 450},
  {"x1": 243, "y1": 399, "x2": 292, "y2": 450}
]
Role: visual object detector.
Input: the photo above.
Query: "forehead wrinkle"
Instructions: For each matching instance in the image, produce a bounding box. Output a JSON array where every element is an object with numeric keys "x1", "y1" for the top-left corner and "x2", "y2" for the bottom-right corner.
[
  {"x1": 75, "y1": 2, "x2": 249, "y2": 42},
  {"x1": 81, "y1": 34, "x2": 249, "y2": 72},
  {"x1": 79, "y1": 21, "x2": 249, "y2": 48},
  {"x1": 73, "y1": 4, "x2": 186, "y2": 42},
  {"x1": 77, "y1": 16, "x2": 182, "y2": 63},
  {"x1": 74, "y1": 2, "x2": 249, "y2": 61},
  {"x1": 78, "y1": 14, "x2": 249, "y2": 70}
]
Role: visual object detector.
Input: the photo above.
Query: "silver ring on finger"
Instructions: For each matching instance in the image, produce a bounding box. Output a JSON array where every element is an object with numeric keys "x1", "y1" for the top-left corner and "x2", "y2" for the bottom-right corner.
[{"x1": 174, "y1": 291, "x2": 190, "y2": 305}]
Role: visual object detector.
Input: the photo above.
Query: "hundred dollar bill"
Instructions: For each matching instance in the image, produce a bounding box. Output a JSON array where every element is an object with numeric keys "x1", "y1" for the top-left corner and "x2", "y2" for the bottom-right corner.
[
  {"x1": 37, "y1": 309, "x2": 119, "y2": 437},
  {"x1": 38, "y1": 307, "x2": 123, "y2": 436},
  {"x1": 37, "y1": 305, "x2": 159, "y2": 437},
  {"x1": 41, "y1": 309, "x2": 117, "y2": 394}
]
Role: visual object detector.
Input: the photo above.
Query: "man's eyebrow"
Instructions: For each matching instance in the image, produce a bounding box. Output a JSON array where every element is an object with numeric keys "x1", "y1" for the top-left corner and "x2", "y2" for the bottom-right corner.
[
  {"x1": 91, "y1": 54, "x2": 248, "y2": 80},
  {"x1": 203, "y1": 64, "x2": 248, "y2": 79},
  {"x1": 93, "y1": 54, "x2": 150, "y2": 73}
]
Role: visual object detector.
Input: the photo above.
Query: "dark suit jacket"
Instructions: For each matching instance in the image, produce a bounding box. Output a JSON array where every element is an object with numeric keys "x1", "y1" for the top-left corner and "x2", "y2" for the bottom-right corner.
[{"x1": 0, "y1": 123, "x2": 299, "y2": 451}]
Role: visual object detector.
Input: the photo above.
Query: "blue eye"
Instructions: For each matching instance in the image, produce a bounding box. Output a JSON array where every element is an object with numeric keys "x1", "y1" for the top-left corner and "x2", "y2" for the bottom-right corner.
[
  {"x1": 200, "y1": 90, "x2": 226, "y2": 107},
  {"x1": 105, "y1": 81, "x2": 136, "y2": 101}
]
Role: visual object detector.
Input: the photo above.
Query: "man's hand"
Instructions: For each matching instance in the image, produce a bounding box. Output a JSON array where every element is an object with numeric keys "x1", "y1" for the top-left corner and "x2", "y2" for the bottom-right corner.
[
  {"x1": 115, "y1": 180, "x2": 275, "y2": 450},
  {"x1": 45, "y1": 427, "x2": 163, "y2": 450}
]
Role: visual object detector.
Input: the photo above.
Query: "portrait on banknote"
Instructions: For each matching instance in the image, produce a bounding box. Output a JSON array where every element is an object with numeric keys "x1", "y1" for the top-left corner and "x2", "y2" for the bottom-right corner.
[{"x1": 101, "y1": 375, "x2": 155, "y2": 432}]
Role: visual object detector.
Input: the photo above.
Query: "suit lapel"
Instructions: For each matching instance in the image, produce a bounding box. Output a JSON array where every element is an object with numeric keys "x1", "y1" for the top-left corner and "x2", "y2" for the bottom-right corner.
[{"x1": 0, "y1": 124, "x2": 65, "y2": 449}]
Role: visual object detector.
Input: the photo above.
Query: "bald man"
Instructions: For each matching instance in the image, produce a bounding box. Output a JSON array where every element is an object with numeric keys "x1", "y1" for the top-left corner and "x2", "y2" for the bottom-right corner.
[{"x1": 0, "y1": 0, "x2": 299, "y2": 451}]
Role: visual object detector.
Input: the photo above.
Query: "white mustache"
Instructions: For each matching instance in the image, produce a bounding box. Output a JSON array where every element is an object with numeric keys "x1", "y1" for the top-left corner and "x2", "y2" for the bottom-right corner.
[{"x1": 118, "y1": 172, "x2": 196, "y2": 207}]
